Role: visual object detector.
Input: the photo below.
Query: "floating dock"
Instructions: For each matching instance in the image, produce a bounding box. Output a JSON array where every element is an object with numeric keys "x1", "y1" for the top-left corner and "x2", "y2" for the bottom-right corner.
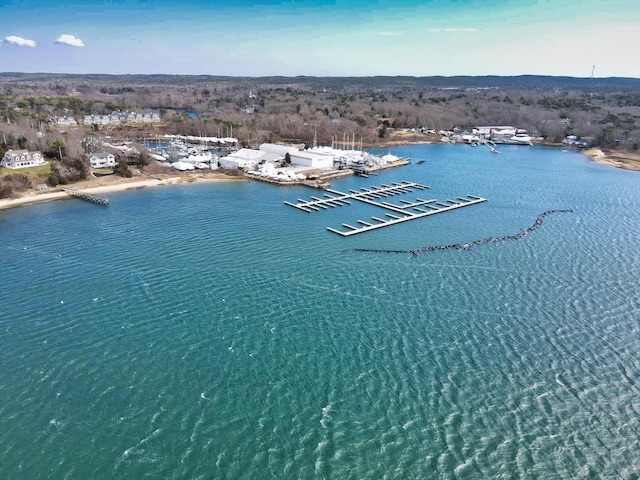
[
  {"x1": 285, "y1": 181, "x2": 486, "y2": 236},
  {"x1": 64, "y1": 189, "x2": 109, "y2": 206}
]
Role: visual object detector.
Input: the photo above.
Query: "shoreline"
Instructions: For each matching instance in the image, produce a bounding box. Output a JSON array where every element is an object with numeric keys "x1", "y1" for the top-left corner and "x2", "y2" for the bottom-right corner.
[
  {"x1": 2, "y1": 144, "x2": 638, "y2": 212},
  {"x1": 0, "y1": 172, "x2": 242, "y2": 211},
  {"x1": 581, "y1": 147, "x2": 640, "y2": 172},
  {"x1": 378, "y1": 134, "x2": 640, "y2": 172}
]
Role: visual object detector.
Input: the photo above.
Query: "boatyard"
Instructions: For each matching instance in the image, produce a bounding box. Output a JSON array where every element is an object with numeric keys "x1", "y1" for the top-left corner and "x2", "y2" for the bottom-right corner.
[{"x1": 143, "y1": 138, "x2": 412, "y2": 188}]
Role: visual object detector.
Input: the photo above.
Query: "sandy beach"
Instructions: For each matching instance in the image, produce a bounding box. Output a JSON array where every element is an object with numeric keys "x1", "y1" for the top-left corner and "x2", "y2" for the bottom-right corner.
[
  {"x1": 0, "y1": 171, "x2": 241, "y2": 211},
  {"x1": 583, "y1": 147, "x2": 640, "y2": 172}
]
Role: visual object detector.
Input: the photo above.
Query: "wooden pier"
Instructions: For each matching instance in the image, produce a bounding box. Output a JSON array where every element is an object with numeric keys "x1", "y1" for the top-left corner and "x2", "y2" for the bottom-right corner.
[
  {"x1": 285, "y1": 181, "x2": 486, "y2": 236},
  {"x1": 64, "y1": 189, "x2": 109, "y2": 206}
]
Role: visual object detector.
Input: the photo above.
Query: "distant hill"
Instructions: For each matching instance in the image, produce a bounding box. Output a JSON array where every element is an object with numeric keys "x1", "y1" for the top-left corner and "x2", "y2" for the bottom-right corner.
[
  {"x1": 1, "y1": 72, "x2": 638, "y2": 152},
  {"x1": 1, "y1": 72, "x2": 639, "y2": 93}
]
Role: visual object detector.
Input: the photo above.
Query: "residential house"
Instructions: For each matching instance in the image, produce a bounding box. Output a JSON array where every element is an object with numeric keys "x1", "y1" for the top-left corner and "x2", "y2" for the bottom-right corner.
[
  {"x1": 50, "y1": 115, "x2": 78, "y2": 128},
  {"x1": 87, "y1": 152, "x2": 116, "y2": 168},
  {"x1": 1, "y1": 149, "x2": 46, "y2": 169},
  {"x1": 82, "y1": 110, "x2": 162, "y2": 126}
]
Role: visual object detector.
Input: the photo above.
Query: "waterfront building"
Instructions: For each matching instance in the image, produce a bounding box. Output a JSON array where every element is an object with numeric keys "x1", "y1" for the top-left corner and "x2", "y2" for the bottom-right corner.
[
  {"x1": 86, "y1": 152, "x2": 116, "y2": 169},
  {"x1": 1, "y1": 149, "x2": 46, "y2": 169},
  {"x1": 473, "y1": 125, "x2": 517, "y2": 138},
  {"x1": 288, "y1": 150, "x2": 334, "y2": 169},
  {"x1": 219, "y1": 148, "x2": 268, "y2": 170},
  {"x1": 259, "y1": 143, "x2": 299, "y2": 156}
]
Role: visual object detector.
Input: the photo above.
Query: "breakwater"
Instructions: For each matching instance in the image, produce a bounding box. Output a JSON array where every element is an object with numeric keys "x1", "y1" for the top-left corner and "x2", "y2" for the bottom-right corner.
[{"x1": 348, "y1": 209, "x2": 573, "y2": 256}]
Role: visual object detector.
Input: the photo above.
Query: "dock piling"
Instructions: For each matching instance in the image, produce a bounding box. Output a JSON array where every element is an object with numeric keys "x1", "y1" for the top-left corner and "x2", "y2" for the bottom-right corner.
[{"x1": 64, "y1": 189, "x2": 109, "y2": 206}]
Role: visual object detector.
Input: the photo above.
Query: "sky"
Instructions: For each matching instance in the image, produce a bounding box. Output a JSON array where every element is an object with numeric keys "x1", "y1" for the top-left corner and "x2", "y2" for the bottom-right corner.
[{"x1": 1, "y1": 0, "x2": 639, "y2": 78}]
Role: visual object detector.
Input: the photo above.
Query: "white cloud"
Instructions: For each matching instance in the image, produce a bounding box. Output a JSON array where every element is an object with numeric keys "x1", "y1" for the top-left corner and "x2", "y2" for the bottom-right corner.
[
  {"x1": 428, "y1": 28, "x2": 478, "y2": 33},
  {"x1": 5, "y1": 35, "x2": 37, "y2": 47},
  {"x1": 56, "y1": 34, "x2": 85, "y2": 47},
  {"x1": 378, "y1": 32, "x2": 403, "y2": 36}
]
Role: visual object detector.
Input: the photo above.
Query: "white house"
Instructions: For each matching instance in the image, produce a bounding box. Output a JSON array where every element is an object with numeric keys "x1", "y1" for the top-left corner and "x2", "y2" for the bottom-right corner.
[
  {"x1": 87, "y1": 152, "x2": 116, "y2": 168},
  {"x1": 51, "y1": 115, "x2": 78, "y2": 127},
  {"x1": 143, "y1": 109, "x2": 161, "y2": 122},
  {"x1": 1, "y1": 149, "x2": 46, "y2": 169},
  {"x1": 83, "y1": 110, "x2": 161, "y2": 126}
]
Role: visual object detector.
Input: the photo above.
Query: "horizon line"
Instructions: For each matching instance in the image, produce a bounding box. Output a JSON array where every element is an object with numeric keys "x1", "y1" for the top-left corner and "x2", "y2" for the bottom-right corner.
[{"x1": 1, "y1": 71, "x2": 639, "y2": 80}]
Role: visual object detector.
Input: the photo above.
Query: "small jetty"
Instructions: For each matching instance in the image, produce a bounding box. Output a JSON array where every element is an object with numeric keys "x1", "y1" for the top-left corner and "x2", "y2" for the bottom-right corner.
[
  {"x1": 63, "y1": 189, "x2": 109, "y2": 206},
  {"x1": 285, "y1": 181, "x2": 486, "y2": 236},
  {"x1": 481, "y1": 139, "x2": 501, "y2": 154},
  {"x1": 350, "y1": 164, "x2": 377, "y2": 178}
]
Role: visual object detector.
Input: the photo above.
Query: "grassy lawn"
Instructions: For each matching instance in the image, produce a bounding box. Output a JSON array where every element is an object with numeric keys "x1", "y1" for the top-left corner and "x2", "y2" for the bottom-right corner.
[{"x1": 0, "y1": 164, "x2": 52, "y2": 178}]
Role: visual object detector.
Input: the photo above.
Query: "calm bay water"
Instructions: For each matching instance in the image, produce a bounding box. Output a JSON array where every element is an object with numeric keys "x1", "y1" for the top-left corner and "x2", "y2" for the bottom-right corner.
[{"x1": 1, "y1": 144, "x2": 639, "y2": 479}]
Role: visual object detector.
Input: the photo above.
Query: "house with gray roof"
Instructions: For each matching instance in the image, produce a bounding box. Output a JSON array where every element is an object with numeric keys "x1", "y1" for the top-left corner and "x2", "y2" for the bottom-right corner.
[
  {"x1": 86, "y1": 152, "x2": 116, "y2": 168},
  {"x1": 1, "y1": 149, "x2": 46, "y2": 169}
]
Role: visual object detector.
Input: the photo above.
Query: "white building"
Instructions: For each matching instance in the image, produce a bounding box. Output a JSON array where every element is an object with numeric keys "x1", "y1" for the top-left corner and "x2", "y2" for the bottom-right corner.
[
  {"x1": 1, "y1": 149, "x2": 46, "y2": 169},
  {"x1": 219, "y1": 147, "x2": 288, "y2": 170},
  {"x1": 51, "y1": 116, "x2": 78, "y2": 127},
  {"x1": 219, "y1": 148, "x2": 268, "y2": 170},
  {"x1": 87, "y1": 152, "x2": 116, "y2": 168},
  {"x1": 82, "y1": 110, "x2": 161, "y2": 126},
  {"x1": 473, "y1": 126, "x2": 517, "y2": 138},
  {"x1": 288, "y1": 150, "x2": 334, "y2": 169},
  {"x1": 259, "y1": 143, "x2": 300, "y2": 156}
]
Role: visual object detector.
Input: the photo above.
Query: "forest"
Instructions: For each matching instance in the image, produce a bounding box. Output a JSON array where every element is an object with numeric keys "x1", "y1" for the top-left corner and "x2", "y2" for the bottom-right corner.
[{"x1": 1, "y1": 73, "x2": 639, "y2": 158}]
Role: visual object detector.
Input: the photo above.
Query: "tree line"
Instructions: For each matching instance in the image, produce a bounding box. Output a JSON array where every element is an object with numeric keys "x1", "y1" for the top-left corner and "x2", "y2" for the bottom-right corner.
[{"x1": 1, "y1": 74, "x2": 639, "y2": 154}]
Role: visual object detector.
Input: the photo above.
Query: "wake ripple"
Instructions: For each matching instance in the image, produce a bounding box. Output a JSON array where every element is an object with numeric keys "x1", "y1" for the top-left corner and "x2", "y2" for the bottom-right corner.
[{"x1": 347, "y1": 210, "x2": 573, "y2": 257}]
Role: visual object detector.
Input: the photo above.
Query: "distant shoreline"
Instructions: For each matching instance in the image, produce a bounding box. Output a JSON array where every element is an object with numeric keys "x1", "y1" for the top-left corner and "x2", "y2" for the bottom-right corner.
[{"x1": 376, "y1": 132, "x2": 640, "y2": 172}]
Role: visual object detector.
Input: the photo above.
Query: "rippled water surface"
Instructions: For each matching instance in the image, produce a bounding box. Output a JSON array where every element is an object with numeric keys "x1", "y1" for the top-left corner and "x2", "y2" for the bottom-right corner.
[{"x1": 1, "y1": 145, "x2": 639, "y2": 478}]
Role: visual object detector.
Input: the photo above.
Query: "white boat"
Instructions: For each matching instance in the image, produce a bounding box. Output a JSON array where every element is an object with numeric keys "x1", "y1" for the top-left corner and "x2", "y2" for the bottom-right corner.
[
  {"x1": 509, "y1": 134, "x2": 532, "y2": 145},
  {"x1": 171, "y1": 160, "x2": 195, "y2": 171},
  {"x1": 183, "y1": 150, "x2": 213, "y2": 163},
  {"x1": 492, "y1": 134, "x2": 532, "y2": 145}
]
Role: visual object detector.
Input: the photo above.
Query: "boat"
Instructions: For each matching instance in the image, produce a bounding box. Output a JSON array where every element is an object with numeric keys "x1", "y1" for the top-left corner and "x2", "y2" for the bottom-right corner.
[
  {"x1": 183, "y1": 150, "x2": 213, "y2": 164},
  {"x1": 508, "y1": 133, "x2": 533, "y2": 145},
  {"x1": 170, "y1": 160, "x2": 195, "y2": 171},
  {"x1": 491, "y1": 133, "x2": 532, "y2": 145}
]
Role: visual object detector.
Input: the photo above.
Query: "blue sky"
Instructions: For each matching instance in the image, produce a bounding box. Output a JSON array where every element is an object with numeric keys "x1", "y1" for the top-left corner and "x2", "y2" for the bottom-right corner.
[{"x1": 1, "y1": 0, "x2": 639, "y2": 77}]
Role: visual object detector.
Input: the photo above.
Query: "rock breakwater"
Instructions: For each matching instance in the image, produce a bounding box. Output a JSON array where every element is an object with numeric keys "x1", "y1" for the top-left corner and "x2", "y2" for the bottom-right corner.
[{"x1": 347, "y1": 209, "x2": 573, "y2": 257}]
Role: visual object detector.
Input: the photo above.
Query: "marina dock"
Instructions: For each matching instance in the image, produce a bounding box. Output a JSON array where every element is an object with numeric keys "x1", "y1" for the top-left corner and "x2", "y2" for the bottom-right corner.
[
  {"x1": 64, "y1": 189, "x2": 109, "y2": 206},
  {"x1": 285, "y1": 181, "x2": 486, "y2": 236}
]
